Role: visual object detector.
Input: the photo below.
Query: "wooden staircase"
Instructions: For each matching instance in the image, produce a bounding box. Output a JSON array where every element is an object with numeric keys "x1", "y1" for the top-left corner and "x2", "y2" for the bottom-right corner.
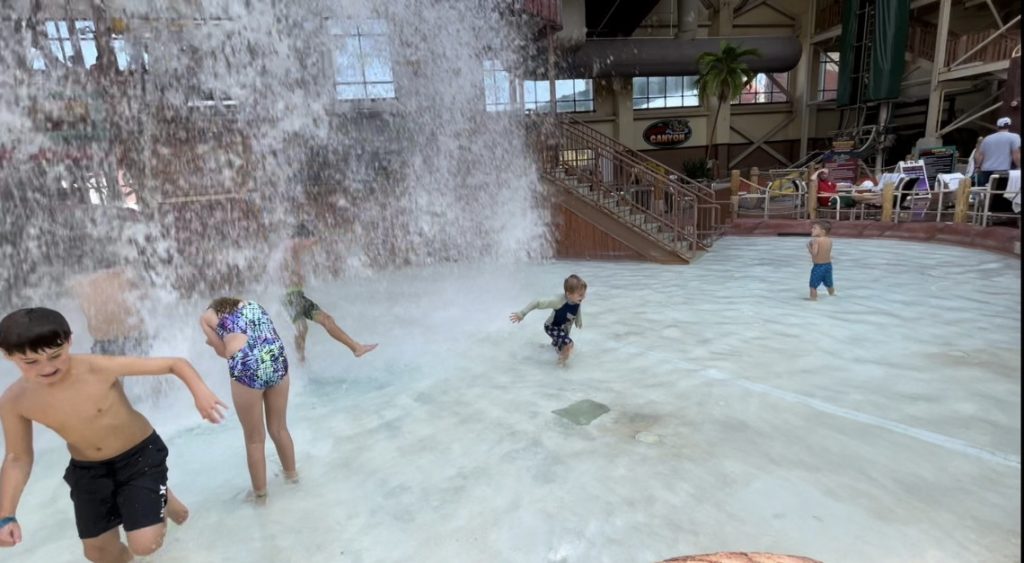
[{"x1": 539, "y1": 117, "x2": 725, "y2": 264}]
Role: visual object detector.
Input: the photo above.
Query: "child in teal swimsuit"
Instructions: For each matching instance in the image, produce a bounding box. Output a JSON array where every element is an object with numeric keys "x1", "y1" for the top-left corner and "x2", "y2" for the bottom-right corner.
[{"x1": 200, "y1": 298, "x2": 297, "y2": 502}]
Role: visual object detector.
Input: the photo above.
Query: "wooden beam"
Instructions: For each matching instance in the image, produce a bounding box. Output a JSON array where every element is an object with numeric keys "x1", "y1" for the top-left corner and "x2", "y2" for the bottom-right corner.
[
  {"x1": 812, "y1": 26, "x2": 840, "y2": 44},
  {"x1": 925, "y1": 0, "x2": 951, "y2": 138},
  {"x1": 728, "y1": 115, "x2": 796, "y2": 167},
  {"x1": 984, "y1": 0, "x2": 1004, "y2": 28},
  {"x1": 766, "y1": 73, "x2": 791, "y2": 97},
  {"x1": 734, "y1": 0, "x2": 768, "y2": 18},
  {"x1": 946, "y1": 15, "x2": 1021, "y2": 69},
  {"x1": 763, "y1": 0, "x2": 797, "y2": 22},
  {"x1": 937, "y1": 99, "x2": 1002, "y2": 136},
  {"x1": 939, "y1": 60, "x2": 1010, "y2": 81}
]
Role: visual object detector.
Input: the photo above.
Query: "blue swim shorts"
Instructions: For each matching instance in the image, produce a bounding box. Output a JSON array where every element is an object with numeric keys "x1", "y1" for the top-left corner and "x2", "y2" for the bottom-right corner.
[{"x1": 809, "y1": 262, "x2": 834, "y2": 289}]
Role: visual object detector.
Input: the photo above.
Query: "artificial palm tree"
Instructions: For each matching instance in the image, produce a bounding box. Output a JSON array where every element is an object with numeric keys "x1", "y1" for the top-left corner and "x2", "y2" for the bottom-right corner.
[{"x1": 696, "y1": 42, "x2": 761, "y2": 162}]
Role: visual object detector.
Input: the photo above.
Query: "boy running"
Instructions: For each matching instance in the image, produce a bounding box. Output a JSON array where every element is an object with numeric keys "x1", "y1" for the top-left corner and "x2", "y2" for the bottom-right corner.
[{"x1": 510, "y1": 275, "x2": 587, "y2": 365}]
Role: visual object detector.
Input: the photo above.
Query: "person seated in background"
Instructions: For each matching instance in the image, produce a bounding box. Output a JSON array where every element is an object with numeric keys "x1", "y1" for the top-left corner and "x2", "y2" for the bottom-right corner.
[{"x1": 812, "y1": 168, "x2": 855, "y2": 209}]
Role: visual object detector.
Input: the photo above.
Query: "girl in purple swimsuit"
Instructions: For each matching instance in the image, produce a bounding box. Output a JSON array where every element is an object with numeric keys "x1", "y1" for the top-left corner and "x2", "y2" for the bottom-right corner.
[{"x1": 200, "y1": 298, "x2": 297, "y2": 502}]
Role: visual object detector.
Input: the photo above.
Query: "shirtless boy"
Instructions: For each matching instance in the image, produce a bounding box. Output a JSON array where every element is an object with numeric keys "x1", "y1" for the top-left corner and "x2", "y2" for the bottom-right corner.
[
  {"x1": 70, "y1": 267, "x2": 150, "y2": 356},
  {"x1": 283, "y1": 223, "x2": 377, "y2": 363},
  {"x1": 807, "y1": 220, "x2": 836, "y2": 300},
  {"x1": 0, "y1": 307, "x2": 226, "y2": 562}
]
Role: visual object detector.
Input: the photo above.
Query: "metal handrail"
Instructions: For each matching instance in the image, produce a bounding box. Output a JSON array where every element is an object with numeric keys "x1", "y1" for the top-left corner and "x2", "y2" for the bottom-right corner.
[
  {"x1": 559, "y1": 125, "x2": 721, "y2": 248},
  {"x1": 542, "y1": 125, "x2": 710, "y2": 254},
  {"x1": 559, "y1": 117, "x2": 724, "y2": 246},
  {"x1": 564, "y1": 116, "x2": 719, "y2": 201},
  {"x1": 546, "y1": 166, "x2": 702, "y2": 256}
]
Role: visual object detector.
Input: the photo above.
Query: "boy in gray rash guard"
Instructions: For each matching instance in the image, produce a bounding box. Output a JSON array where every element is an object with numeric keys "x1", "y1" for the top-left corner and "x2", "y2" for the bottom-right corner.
[{"x1": 510, "y1": 275, "x2": 587, "y2": 365}]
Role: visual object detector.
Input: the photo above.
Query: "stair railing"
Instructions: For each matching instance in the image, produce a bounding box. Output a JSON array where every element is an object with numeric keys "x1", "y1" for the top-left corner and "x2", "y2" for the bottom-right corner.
[
  {"x1": 539, "y1": 125, "x2": 713, "y2": 254},
  {"x1": 558, "y1": 117, "x2": 724, "y2": 246}
]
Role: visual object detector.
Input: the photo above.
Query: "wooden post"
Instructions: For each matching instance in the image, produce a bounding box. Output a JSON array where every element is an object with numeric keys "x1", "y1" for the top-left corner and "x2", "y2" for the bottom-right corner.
[
  {"x1": 953, "y1": 177, "x2": 972, "y2": 223},
  {"x1": 805, "y1": 165, "x2": 818, "y2": 218},
  {"x1": 881, "y1": 181, "x2": 895, "y2": 222},
  {"x1": 653, "y1": 175, "x2": 666, "y2": 216},
  {"x1": 750, "y1": 166, "x2": 760, "y2": 188},
  {"x1": 729, "y1": 169, "x2": 741, "y2": 220},
  {"x1": 808, "y1": 179, "x2": 818, "y2": 218}
]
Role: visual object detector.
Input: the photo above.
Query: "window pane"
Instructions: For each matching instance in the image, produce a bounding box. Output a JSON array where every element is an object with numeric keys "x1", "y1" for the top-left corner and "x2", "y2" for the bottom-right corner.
[
  {"x1": 337, "y1": 84, "x2": 367, "y2": 99},
  {"x1": 328, "y1": 19, "x2": 358, "y2": 35},
  {"x1": 575, "y1": 80, "x2": 593, "y2": 101},
  {"x1": 575, "y1": 100, "x2": 594, "y2": 112},
  {"x1": 556, "y1": 100, "x2": 575, "y2": 113},
  {"x1": 48, "y1": 40, "x2": 65, "y2": 63},
  {"x1": 683, "y1": 76, "x2": 699, "y2": 96},
  {"x1": 80, "y1": 40, "x2": 98, "y2": 68},
  {"x1": 336, "y1": 37, "x2": 364, "y2": 82},
  {"x1": 632, "y1": 76, "x2": 696, "y2": 109},
  {"x1": 366, "y1": 82, "x2": 395, "y2": 99},
  {"x1": 632, "y1": 77, "x2": 647, "y2": 98},
  {"x1": 554, "y1": 79, "x2": 574, "y2": 99},
  {"x1": 75, "y1": 20, "x2": 94, "y2": 38},
  {"x1": 534, "y1": 82, "x2": 551, "y2": 103},
  {"x1": 29, "y1": 47, "x2": 46, "y2": 70},
  {"x1": 648, "y1": 77, "x2": 666, "y2": 97},
  {"x1": 523, "y1": 81, "x2": 537, "y2": 103},
  {"x1": 360, "y1": 19, "x2": 388, "y2": 34},
  {"x1": 361, "y1": 37, "x2": 393, "y2": 82},
  {"x1": 112, "y1": 39, "x2": 128, "y2": 70},
  {"x1": 485, "y1": 73, "x2": 511, "y2": 106}
]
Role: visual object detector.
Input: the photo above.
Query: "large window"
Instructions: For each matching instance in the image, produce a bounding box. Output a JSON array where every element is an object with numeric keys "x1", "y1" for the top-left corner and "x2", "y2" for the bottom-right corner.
[
  {"x1": 523, "y1": 79, "x2": 594, "y2": 113},
  {"x1": 733, "y1": 72, "x2": 790, "y2": 104},
  {"x1": 483, "y1": 60, "x2": 512, "y2": 112},
  {"x1": 632, "y1": 76, "x2": 700, "y2": 109},
  {"x1": 31, "y1": 19, "x2": 130, "y2": 71},
  {"x1": 818, "y1": 51, "x2": 839, "y2": 101},
  {"x1": 332, "y1": 19, "x2": 396, "y2": 101}
]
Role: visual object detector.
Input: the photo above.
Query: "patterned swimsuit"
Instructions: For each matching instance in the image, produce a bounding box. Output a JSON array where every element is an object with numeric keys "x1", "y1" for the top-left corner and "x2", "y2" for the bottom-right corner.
[
  {"x1": 544, "y1": 301, "x2": 580, "y2": 352},
  {"x1": 216, "y1": 302, "x2": 289, "y2": 390}
]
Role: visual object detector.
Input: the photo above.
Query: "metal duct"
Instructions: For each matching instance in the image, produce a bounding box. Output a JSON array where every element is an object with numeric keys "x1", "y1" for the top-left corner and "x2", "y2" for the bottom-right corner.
[
  {"x1": 677, "y1": 0, "x2": 699, "y2": 41},
  {"x1": 555, "y1": 35, "x2": 803, "y2": 79}
]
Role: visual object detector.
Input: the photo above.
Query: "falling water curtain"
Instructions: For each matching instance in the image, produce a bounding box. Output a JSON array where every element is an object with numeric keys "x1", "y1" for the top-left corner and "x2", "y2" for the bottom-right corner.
[
  {"x1": 836, "y1": 0, "x2": 861, "y2": 107},
  {"x1": 867, "y1": 0, "x2": 909, "y2": 101}
]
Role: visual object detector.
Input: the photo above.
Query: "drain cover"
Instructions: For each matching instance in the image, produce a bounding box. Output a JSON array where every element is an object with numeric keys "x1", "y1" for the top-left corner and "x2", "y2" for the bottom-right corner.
[{"x1": 552, "y1": 399, "x2": 610, "y2": 426}]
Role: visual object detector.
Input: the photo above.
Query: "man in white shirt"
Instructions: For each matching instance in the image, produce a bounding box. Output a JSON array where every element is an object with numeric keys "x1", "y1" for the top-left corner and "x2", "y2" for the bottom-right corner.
[{"x1": 975, "y1": 117, "x2": 1021, "y2": 187}]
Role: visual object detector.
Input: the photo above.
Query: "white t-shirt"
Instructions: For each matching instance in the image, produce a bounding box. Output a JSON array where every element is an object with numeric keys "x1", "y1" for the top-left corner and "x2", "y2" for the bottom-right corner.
[{"x1": 978, "y1": 131, "x2": 1022, "y2": 171}]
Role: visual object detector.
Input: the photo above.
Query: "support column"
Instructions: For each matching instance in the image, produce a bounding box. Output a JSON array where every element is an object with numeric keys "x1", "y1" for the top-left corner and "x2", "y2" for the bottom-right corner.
[
  {"x1": 612, "y1": 77, "x2": 634, "y2": 147},
  {"x1": 709, "y1": 0, "x2": 735, "y2": 176},
  {"x1": 798, "y1": 0, "x2": 817, "y2": 158},
  {"x1": 922, "y1": 0, "x2": 951, "y2": 144},
  {"x1": 678, "y1": 0, "x2": 699, "y2": 40},
  {"x1": 715, "y1": 0, "x2": 734, "y2": 35},
  {"x1": 547, "y1": 30, "x2": 558, "y2": 116}
]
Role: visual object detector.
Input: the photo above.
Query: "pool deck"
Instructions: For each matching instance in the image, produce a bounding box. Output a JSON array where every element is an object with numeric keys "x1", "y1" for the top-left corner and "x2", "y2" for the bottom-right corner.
[{"x1": 725, "y1": 219, "x2": 1021, "y2": 257}]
